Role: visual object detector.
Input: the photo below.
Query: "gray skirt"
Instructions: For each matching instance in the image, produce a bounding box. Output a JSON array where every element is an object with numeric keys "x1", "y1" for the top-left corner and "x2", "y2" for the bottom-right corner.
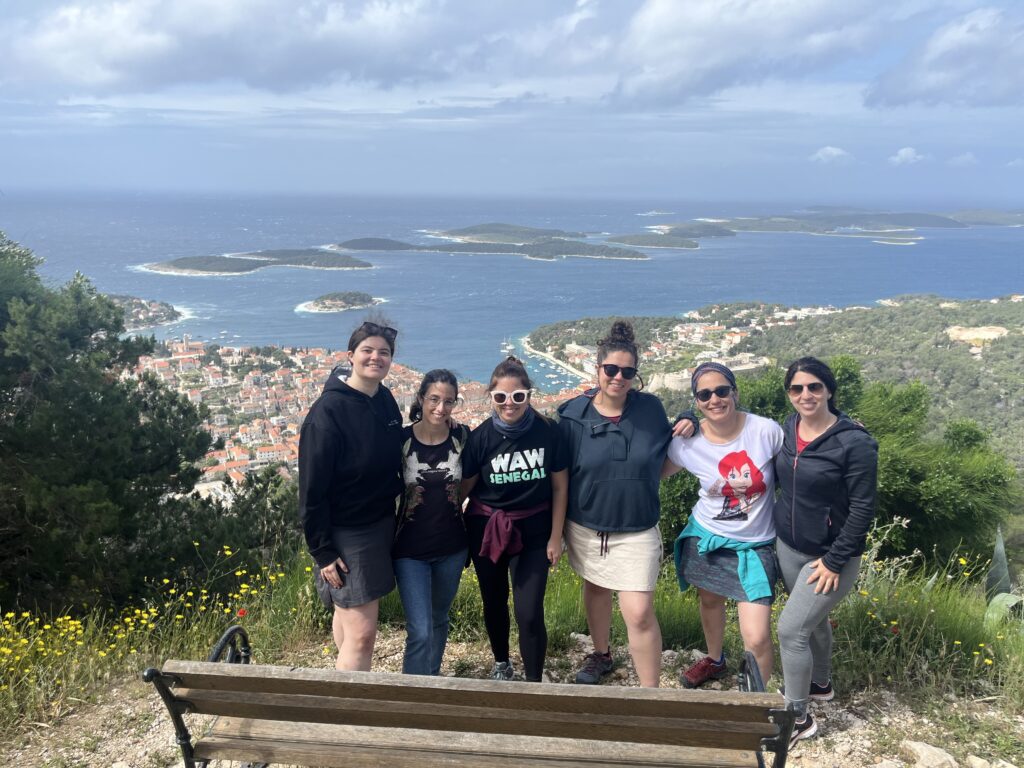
[
  {"x1": 314, "y1": 515, "x2": 396, "y2": 609},
  {"x1": 677, "y1": 535, "x2": 778, "y2": 606}
]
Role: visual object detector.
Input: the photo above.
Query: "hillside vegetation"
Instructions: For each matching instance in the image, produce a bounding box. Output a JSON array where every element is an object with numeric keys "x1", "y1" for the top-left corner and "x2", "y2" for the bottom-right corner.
[{"x1": 737, "y1": 296, "x2": 1024, "y2": 467}]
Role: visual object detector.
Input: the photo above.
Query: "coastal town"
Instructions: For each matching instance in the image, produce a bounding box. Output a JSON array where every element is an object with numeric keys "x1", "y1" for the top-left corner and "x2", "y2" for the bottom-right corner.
[{"x1": 128, "y1": 300, "x2": 861, "y2": 504}]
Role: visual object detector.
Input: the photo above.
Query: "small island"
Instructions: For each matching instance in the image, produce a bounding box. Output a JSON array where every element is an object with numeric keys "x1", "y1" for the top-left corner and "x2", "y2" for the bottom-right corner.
[
  {"x1": 107, "y1": 294, "x2": 181, "y2": 329},
  {"x1": 147, "y1": 249, "x2": 372, "y2": 275},
  {"x1": 439, "y1": 222, "x2": 587, "y2": 243},
  {"x1": 606, "y1": 233, "x2": 699, "y2": 249},
  {"x1": 295, "y1": 292, "x2": 384, "y2": 313}
]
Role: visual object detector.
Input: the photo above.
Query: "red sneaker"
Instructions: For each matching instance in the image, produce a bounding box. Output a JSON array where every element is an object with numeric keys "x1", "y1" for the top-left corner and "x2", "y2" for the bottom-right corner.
[{"x1": 681, "y1": 655, "x2": 727, "y2": 689}]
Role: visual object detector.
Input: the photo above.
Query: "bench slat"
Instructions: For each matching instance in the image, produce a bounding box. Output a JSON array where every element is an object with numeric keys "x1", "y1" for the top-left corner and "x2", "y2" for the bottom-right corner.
[
  {"x1": 164, "y1": 661, "x2": 781, "y2": 724},
  {"x1": 179, "y1": 688, "x2": 773, "y2": 750},
  {"x1": 195, "y1": 718, "x2": 761, "y2": 768}
]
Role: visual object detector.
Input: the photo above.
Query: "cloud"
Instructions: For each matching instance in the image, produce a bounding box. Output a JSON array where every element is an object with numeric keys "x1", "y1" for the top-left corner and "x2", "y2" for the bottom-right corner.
[
  {"x1": 947, "y1": 151, "x2": 978, "y2": 167},
  {"x1": 867, "y1": 7, "x2": 1024, "y2": 107},
  {"x1": 809, "y1": 146, "x2": 853, "y2": 164},
  {"x1": 612, "y1": 0, "x2": 887, "y2": 105},
  {"x1": 1, "y1": 0, "x2": 599, "y2": 96},
  {"x1": 888, "y1": 146, "x2": 926, "y2": 166},
  {"x1": 1008, "y1": 158, "x2": 1024, "y2": 168}
]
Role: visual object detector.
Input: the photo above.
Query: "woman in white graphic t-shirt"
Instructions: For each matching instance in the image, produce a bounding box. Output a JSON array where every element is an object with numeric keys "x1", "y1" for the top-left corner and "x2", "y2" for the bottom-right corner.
[{"x1": 662, "y1": 362, "x2": 783, "y2": 689}]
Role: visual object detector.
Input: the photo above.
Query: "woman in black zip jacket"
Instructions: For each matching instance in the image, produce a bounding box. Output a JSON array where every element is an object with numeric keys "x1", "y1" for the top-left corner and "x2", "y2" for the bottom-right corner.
[{"x1": 773, "y1": 357, "x2": 878, "y2": 748}]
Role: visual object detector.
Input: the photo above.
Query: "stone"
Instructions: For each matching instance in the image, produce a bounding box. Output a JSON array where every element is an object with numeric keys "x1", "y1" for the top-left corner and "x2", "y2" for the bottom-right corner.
[
  {"x1": 965, "y1": 757, "x2": 991, "y2": 768},
  {"x1": 875, "y1": 760, "x2": 903, "y2": 768},
  {"x1": 992, "y1": 760, "x2": 1018, "y2": 768},
  {"x1": 900, "y1": 740, "x2": 959, "y2": 768}
]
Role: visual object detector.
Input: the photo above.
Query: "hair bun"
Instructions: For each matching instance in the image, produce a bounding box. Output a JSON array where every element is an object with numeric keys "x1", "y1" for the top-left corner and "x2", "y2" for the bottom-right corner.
[{"x1": 602, "y1": 319, "x2": 635, "y2": 346}]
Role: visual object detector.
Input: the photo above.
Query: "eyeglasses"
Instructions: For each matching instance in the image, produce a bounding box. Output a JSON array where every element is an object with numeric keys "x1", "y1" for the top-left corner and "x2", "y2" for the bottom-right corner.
[
  {"x1": 491, "y1": 389, "x2": 530, "y2": 405},
  {"x1": 787, "y1": 382, "x2": 826, "y2": 395},
  {"x1": 424, "y1": 395, "x2": 457, "y2": 410},
  {"x1": 601, "y1": 364, "x2": 638, "y2": 380},
  {"x1": 695, "y1": 385, "x2": 735, "y2": 402},
  {"x1": 357, "y1": 322, "x2": 398, "y2": 343}
]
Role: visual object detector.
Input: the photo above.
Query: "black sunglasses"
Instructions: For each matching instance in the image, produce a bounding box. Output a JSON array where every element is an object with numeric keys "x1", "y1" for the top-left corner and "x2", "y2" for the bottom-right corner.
[
  {"x1": 787, "y1": 382, "x2": 826, "y2": 395},
  {"x1": 358, "y1": 322, "x2": 398, "y2": 342},
  {"x1": 695, "y1": 385, "x2": 734, "y2": 402},
  {"x1": 601, "y1": 364, "x2": 638, "y2": 380}
]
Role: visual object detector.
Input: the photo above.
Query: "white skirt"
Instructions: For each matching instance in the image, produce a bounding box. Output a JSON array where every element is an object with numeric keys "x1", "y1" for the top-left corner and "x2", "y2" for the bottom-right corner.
[{"x1": 564, "y1": 519, "x2": 662, "y2": 592}]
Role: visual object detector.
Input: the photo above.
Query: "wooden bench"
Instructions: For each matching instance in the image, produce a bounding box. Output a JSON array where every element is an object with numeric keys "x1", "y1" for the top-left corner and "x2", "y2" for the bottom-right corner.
[{"x1": 144, "y1": 629, "x2": 795, "y2": 768}]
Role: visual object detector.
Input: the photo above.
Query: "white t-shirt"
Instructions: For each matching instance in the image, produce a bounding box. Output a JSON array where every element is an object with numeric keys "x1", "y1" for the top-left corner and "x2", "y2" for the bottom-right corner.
[{"x1": 667, "y1": 413, "x2": 784, "y2": 542}]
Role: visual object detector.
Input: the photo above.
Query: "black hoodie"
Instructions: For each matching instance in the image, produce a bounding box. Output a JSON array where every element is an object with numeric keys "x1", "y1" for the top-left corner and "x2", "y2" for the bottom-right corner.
[
  {"x1": 298, "y1": 370, "x2": 403, "y2": 568},
  {"x1": 773, "y1": 413, "x2": 878, "y2": 572}
]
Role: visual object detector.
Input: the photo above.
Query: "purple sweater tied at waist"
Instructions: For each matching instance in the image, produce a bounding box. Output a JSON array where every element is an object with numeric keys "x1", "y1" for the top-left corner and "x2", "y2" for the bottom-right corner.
[{"x1": 467, "y1": 499, "x2": 550, "y2": 563}]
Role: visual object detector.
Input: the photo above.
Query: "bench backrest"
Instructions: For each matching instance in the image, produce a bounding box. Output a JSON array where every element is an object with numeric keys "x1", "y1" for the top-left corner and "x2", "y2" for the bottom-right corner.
[{"x1": 163, "y1": 660, "x2": 785, "y2": 752}]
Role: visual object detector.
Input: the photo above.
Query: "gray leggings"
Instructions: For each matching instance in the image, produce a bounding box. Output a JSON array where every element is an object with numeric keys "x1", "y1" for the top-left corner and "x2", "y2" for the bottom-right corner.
[{"x1": 776, "y1": 538, "x2": 861, "y2": 717}]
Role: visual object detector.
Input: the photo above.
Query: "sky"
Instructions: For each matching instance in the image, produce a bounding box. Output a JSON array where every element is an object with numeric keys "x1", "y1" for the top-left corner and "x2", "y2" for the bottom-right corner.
[{"x1": 1, "y1": 0, "x2": 1022, "y2": 204}]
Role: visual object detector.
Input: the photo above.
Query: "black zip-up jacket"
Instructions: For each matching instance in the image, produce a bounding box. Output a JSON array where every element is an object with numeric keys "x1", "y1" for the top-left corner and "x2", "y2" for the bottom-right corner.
[
  {"x1": 773, "y1": 413, "x2": 878, "y2": 572},
  {"x1": 298, "y1": 370, "x2": 403, "y2": 568}
]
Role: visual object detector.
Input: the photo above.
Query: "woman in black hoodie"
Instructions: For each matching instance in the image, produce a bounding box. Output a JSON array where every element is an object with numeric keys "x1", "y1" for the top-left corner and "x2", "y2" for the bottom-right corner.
[
  {"x1": 773, "y1": 357, "x2": 878, "y2": 747},
  {"x1": 298, "y1": 321, "x2": 404, "y2": 671}
]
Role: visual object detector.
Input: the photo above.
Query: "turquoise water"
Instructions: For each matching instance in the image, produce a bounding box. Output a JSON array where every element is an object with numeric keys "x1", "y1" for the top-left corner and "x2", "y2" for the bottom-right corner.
[{"x1": 2, "y1": 192, "x2": 1021, "y2": 385}]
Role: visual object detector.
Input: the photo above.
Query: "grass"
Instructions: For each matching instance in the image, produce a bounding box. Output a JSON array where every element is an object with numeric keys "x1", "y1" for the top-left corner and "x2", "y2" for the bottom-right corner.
[{"x1": 3, "y1": 529, "x2": 1023, "y2": 734}]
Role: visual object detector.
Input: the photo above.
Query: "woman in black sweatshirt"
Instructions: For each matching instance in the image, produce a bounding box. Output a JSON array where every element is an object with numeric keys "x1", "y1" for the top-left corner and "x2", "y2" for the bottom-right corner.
[
  {"x1": 773, "y1": 357, "x2": 878, "y2": 747},
  {"x1": 298, "y1": 321, "x2": 403, "y2": 671}
]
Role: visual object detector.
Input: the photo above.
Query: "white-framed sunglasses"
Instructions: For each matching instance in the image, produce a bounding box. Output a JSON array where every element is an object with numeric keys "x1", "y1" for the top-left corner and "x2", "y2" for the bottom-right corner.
[{"x1": 490, "y1": 389, "x2": 530, "y2": 405}]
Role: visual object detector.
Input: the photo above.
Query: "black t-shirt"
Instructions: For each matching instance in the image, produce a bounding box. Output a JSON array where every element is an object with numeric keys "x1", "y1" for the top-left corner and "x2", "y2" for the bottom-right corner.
[
  {"x1": 463, "y1": 414, "x2": 568, "y2": 510},
  {"x1": 393, "y1": 425, "x2": 469, "y2": 560}
]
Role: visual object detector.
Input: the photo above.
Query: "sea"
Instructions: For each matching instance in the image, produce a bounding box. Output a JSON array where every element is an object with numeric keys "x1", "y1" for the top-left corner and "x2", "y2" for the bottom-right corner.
[{"x1": 2, "y1": 192, "x2": 1022, "y2": 388}]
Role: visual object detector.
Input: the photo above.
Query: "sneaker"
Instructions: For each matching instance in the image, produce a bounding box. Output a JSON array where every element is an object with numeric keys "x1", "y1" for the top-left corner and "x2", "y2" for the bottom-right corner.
[
  {"x1": 574, "y1": 651, "x2": 614, "y2": 685},
  {"x1": 779, "y1": 680, "x2": 835, "y2": 702},
  {"x1": 809, "y1": 680, "x2": 835, "y2": 702},
  {"x1": 789, "y1": 713, "x2": 817, "y2": 748},
  {"x1": 681, "y1": 655, "x2": 727, "y2": 689},
  {"x1": 491, "y1": 660, "x2": 514, "y2": 681}
]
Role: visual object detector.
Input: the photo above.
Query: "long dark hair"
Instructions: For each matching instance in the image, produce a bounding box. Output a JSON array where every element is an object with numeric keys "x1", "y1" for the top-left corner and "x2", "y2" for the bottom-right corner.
[
  {"x1": 409, "y1": 369, "x2": 459, "y2": 422},
  {"x1": 488, "y1": 356, "x2": 532, "y2": 391},
  {"x1": 784, "y1": 356, "x2": 840, "y2": 415}
]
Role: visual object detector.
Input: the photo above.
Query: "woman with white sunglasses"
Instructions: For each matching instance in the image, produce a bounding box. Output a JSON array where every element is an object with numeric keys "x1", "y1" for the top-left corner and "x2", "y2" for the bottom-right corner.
[{"x1": 460, "y1": 356, "x2": 569, "y2": 682}]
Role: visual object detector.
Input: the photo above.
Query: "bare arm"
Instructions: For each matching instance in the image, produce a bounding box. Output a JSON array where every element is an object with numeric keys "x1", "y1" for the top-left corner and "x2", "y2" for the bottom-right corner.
[{"x1": 547, "y1": 468, "x2": 568, "y2": 566}]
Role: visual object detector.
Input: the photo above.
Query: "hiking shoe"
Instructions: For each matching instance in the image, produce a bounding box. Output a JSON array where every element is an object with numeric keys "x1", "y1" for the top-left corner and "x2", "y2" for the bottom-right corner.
[
  {"x1": 681, "y1": 655, "x2": 727, "y2": 689},
  {"x1": 809, "y1": 680, "x2": 834, "y2": 702},
  {"x1": 574, "y1": 651, "x2": 614, "y2": 685},
  {"x1": 491, "y1": 661, "x2": 514, "y2": 681},
  {"x1": 789, "y1": 713, "x2": 817, "y2": 748},
  {"x1": 779, "y1": 680, "x2": 835, "y2": 702}
]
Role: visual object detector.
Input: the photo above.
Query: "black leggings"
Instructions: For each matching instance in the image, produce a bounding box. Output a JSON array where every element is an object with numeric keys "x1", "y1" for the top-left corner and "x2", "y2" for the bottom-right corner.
[{"x1": 467, "y1": 511, "x2": 551, "y2": 682}]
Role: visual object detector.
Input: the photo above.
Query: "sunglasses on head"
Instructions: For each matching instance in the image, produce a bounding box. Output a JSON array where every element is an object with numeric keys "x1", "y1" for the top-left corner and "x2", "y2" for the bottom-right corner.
[
  {"x1": 491, "y1": 389, "x2": 530, "y2": 405},
  {"x1": 601, "y1": 363, "x2": 638, "y2": 380},
  {"x1": 695, "y1": 385, "x2": 734, "y2": 402},
  {"x1": 787, "y1": 382, "x2": 826, "y2": 395},
  {"x1": 358, "y1": 322, "x2": 398, "y2": 342}
]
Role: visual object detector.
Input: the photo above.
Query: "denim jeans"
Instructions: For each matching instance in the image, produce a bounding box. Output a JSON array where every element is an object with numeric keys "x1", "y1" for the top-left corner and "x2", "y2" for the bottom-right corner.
[{"x1": 394, "y1": 549, "x2": 467, "y2": 675}]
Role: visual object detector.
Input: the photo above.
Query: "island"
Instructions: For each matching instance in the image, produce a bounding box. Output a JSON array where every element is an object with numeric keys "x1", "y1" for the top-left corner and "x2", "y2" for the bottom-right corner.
[
  {"x1": 439, "y1": 223, "x2": 587, "y2": 243},
  {"x1": 605, "y1": 233, "x2": 699, "y2": 249},
  {"x1": 146, "y1": 249, "x2": 372, "y2": 275},
  {"x1": 107, "y1": 294, "x2": 181, "y2": 329},
  {"x1": 295, "y1": 291, "x2": 384, "y2": 313},
  {"x1": 336, "y1": 231, "x2": 647, "y2": 260}
]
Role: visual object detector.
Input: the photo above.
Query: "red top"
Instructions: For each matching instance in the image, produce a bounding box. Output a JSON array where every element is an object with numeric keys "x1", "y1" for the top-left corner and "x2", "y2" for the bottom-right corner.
[{"x1": 796, "y1": 420, "x2": 811, "y2": 454}]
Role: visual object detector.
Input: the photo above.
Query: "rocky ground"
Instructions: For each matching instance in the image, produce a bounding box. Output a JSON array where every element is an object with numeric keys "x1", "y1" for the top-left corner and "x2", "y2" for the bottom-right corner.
[{"x1": 2, "y1": 629, "x2": 1021, "y2": 768}]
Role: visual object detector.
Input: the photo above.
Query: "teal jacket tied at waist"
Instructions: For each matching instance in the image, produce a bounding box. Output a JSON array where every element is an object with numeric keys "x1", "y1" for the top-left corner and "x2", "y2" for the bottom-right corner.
[{"x1": 673, "y1": 517, "x2": 774, "y2": 602}]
